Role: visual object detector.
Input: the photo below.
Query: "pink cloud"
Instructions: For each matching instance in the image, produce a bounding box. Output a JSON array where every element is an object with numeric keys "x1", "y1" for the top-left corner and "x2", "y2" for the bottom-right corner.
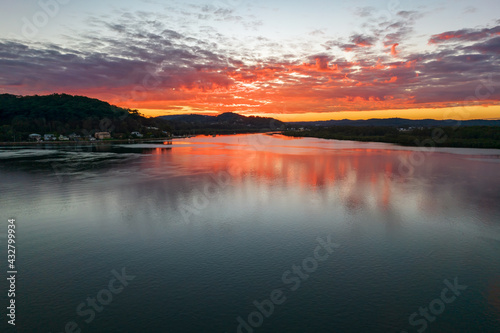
[{"x1": 391, "y1": 43, "x2": 399, "y2": 56}]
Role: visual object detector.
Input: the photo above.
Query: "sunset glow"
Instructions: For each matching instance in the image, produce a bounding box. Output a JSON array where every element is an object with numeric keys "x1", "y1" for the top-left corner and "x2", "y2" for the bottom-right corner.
[{"x1": 1, "y1": 0, "x2": 499, "y2": 121}]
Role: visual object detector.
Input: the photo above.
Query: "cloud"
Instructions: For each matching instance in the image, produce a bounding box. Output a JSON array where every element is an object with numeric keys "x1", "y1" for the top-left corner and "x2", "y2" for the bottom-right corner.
[
  {"x1": 309, "y1": 29, "x2": 325, "y2": 36},
  {"x1": 353, "y1": 6, "x2": 375, "y2": 18},
  {"x1": 336, "y1": 34, "x2": 377, "y2": 52},
  {"x1": 397, "y1": 11, "x2": 420, "y2": 19},
  {"x1": 309, "y1": 55, "x2": 335, "y2": 71},
  {"x1": 0, "y1": 18, "x2": 236, "y2": 104},
  {"x1": 463, "y1": 6, "x2": 476, "y2": 14},
  {"x1": 0, "y1": 10, "x2": 499, "y2": 115},
  {"x1": 351, "y1": 34, "x2": 376, "y2": 47},
  {"x1": 429, "y1": 25, "x2": 500, "y2": 43},
  {"x1": 390, "y1": 43, "x2": 399, "y2": 56},
  {"x1": 465, "y1": 36, "x2": 500, "y2": 54}
]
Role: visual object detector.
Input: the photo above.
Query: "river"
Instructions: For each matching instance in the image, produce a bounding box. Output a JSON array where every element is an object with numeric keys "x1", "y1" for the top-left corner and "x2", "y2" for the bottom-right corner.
[{"x1": 0, "y1": 133, "x2": 499, "y2": 332}]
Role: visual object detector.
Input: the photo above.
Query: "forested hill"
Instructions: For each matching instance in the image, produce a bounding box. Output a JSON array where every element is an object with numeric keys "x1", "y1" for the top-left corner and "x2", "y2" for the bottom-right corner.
[
  {"x1": 0, "y1": 93, "x2": 171, "y2": 141},
  {"x1": 157, "y1": 112, "x2": 284, "y2": 132},
  {"x1": 0, "y1": 93, "x2": 129, "y2": 121},
  {"x1": 0, "y1": 94, "x2": 285, "y2": 141}
]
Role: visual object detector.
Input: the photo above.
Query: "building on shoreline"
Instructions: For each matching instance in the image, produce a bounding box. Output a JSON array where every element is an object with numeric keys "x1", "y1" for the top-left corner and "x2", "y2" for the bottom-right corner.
[
  {"x1": 95, "y1": 132, "x2": 111, "y2": 140},
  {"x1": 29, "y1": 134, "x2": 42, "y2": 141},
  {"x1": 131, "y1": 131, "x2": 143, "y2": 138}
]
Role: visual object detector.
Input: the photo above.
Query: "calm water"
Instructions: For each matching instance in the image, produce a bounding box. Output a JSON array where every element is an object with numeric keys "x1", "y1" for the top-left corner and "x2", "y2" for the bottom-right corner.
[{"x1": 1, "y1": 133, "x2": 500, "y2": 333}]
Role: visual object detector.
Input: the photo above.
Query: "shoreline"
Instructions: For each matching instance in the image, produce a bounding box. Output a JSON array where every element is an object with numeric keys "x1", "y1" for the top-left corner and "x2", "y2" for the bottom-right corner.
[
  {"x1": 282, "y1": 131, "x2": 500, "y2": 150},
  {"x1": 3, "y1": 132, "x2": 500, "y2": 151},
  {"x1": 0, "y1": 137, "x2": 174, "y2": 146}
]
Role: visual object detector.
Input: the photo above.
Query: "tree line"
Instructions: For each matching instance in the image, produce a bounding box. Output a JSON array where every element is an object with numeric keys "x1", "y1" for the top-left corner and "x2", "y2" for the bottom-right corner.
[
  {"x1": 283, "y1": 126, "x2": 500, "y2": 149},
  {"x1": 0, "y1": 93, "x2": 171, "y2": 141}
]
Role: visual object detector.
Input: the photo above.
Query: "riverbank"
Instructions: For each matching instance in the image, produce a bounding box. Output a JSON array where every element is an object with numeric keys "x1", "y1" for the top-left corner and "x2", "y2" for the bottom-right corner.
[
  {"x1": 282, "y1": 126, "x2": 500, "y2": 149},
  {"x1": 0, "y1": 137, "x2": 174, "y2": 146}
]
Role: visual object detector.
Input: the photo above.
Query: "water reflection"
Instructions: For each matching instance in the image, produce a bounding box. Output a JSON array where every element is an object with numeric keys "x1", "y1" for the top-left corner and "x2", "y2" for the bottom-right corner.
[
  {"x1": 2, "y1": 136, "x2": 500, "y2": 224},
  {"x1": 144, "y1": 136, "x2": 500, "y2": 229},
  {"x1": 1, "y1": 134, "x2": 500, "y2": 332},
  {"x1": 2, "y1": 134, "x2": 499, "y2": 234}
]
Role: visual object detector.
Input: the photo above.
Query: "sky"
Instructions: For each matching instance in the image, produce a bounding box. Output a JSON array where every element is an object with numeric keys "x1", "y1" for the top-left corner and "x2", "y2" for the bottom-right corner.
[{"x1": 0, "y1": 0, "x2": 499, "y2": 121}]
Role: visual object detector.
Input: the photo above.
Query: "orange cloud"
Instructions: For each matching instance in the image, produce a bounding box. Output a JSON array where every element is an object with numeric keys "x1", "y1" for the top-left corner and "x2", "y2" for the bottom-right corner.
[
  {"x1": 429, "y1": 33, "x2": 463, "y2": 43},
  {"x1": 3, "y1": 28, "x2": 499, "y2": 122},
  {"x1": 391, "y1": 43, "x2": 399, "y2": 56},
  {"x1": 383, "y1": 76, "x2": 398, "y2": 83}
]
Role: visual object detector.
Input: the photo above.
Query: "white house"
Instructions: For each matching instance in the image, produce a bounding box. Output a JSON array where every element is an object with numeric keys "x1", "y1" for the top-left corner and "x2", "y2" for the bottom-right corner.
[
  {"x1": 44, "y1": 134, "x2": 56, "y2": 141},
  {"x1": 29, "y1": 133, "x2": 41, "y2": 141},
  {"x1": 131, "y1": 131, "x2": 143, "y2": 138}
]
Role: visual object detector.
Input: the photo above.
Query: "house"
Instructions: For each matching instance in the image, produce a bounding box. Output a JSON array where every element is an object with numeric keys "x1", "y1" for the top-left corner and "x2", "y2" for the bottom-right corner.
[
  {"x1": 29, "y1": 133, "x2": 41, "y2": 141},
  {"x1": 44, "y1": 134, "x2": 56, "y2": 141},
  {"x1": 68, "y1": 133, "x2": 81, "y2": 140},
  {"x1": 131, "y1": 131, "x2": 143, "y2": 138},
  {"x1": 58, "y1": 135, "x2": 69, "y2": 141},
  {"x1": 94, "y1": 132, "x2": 111, "y2": 140}
]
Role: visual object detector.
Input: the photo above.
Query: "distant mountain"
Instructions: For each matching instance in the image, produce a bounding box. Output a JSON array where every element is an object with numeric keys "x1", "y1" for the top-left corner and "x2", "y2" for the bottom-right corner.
[
  {"x1": 160, "y1": 114, "x2": 211, "y2": 122},
  {"x1": 158, "y1": 112, "x2": 284, "y2": 132},
  {"x1": 288, "y1": 118, "x2": 500, "y2": 127}
]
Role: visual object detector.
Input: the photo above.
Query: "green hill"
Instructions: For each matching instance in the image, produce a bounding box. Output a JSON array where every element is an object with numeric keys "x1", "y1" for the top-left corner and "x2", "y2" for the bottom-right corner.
[
  {"x1": 0, "y1": 94, "x2": 286, "y2": 141},
  {"x1": 0, "y1": 93, "x2": 171, "y2": 141}
]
